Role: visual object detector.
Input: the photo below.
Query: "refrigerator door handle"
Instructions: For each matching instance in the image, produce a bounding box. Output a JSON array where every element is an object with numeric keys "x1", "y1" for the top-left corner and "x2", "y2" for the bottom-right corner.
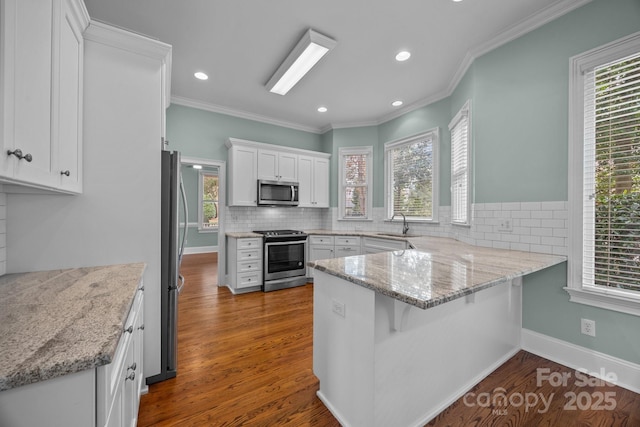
[
  {"x1": 177, "y1": 274, "x2": 185, "y2": 294},
  {"x1": 178, "y1": 172, "x2": 189, "y2": 264}
]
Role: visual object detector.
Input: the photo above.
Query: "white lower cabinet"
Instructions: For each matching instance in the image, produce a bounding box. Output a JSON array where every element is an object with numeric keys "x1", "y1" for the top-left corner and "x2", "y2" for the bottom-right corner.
[
  {"x1": 334, "y1": 236, "x2": 361, "y2": 258},
  {"x1": 97, "y1": 287, "x2": 145, "y2": 427},
  {"x1": 227, "y1": 237, "x2": 263, "y2": 293},
  {"x1": 362, "y1": 236, "x2": 408, "y2": 254},
  {"x1": 0, "y1": 286, "x2": 144, "y2": 427},
  {"x1": 307, "y1": 235, "x2": 364, "y2": 278}
]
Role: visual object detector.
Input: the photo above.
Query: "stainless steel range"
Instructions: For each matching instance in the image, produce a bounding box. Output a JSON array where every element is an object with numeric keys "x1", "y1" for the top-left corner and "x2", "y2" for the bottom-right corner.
[{"x1": 253, "y1": 229, "x2": 308, "y2": 292}]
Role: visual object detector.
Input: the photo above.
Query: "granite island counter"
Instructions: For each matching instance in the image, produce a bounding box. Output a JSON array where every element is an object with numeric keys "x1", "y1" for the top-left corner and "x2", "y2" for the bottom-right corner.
[{"x1": 308, "y1": 237, "x2": 565, "y2": 427}]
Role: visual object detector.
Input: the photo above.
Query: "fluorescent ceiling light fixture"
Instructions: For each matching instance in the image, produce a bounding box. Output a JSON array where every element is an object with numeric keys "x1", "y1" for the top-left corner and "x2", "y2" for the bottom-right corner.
[
  {"x1": 395, "y1": 51, "x2": 411, "y2": 62},
  {"x1": 266, "y1": 29, "x2": 337, "y2": 96},
  {"x1": 317, "y1": 106, "x2": 328, "y2": 113},
  {"x1": 192, "y1": 164, "x2": 203, "y2": 169},
  {"x1": 392, "y1": 100, "x2": 403, "y2": 107},
  {"x1": 194, "y1": 72, "x2": 208, "y2": 80}
]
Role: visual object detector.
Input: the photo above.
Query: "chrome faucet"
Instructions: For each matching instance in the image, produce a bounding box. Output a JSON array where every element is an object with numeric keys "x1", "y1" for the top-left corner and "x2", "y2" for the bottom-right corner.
[{"x1": 391, "y1": 212, "x2": 409, "y2": 235}]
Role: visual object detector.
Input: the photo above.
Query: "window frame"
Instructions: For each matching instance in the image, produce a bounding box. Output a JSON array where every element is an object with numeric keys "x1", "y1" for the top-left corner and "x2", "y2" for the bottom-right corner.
[
  {"x1": 384, "y1": 128, "x2": 440, "y2": 222},
  {"x1": 449, "y1": 100, "x2": 472, "y2": 226},
  {"x1": 338, "y1": 146, "x2": 373, "y2": 221},
  {"x1": 198, "y1": 170, "x2": 219, "y2": 233},
  {"x1": 567, "y1": 31, "x2": 640, "y2": 317}
]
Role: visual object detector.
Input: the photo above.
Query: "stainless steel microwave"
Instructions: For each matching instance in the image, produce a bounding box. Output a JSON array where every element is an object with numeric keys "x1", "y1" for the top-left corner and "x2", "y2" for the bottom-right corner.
[{"x1": 257, "y1": 180, "x2": 299, "y2": 206}]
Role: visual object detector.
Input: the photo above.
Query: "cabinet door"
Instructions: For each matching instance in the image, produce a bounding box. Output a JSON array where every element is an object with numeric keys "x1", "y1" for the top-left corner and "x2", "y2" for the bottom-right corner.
[
  {"x1": 277, "y1": 152, "x2": 298, "y2": 182},
  {"x1": 257, "y1": 149, "x2": 278, "y2": 180},
  {"x1": 297, "y1": 155, "x2": 313, "y2": 207},
  {"x1": 229, "y1": 146, "x2": 257, "y2": 205},
  {"x1": 54, "y1": 0, "x2": 84, "y2": 193},
  {"x1": 313, "y1": 157, "x2": 330, "y2": 208},
  {"x1": 2, "y1": 0, "x2": 55, "y2": 186}
]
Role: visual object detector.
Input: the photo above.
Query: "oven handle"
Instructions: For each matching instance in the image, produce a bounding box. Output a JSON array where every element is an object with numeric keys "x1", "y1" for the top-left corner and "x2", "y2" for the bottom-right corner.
[{"x1": 265, "y1": 239, "x2": 307, "y2": 247}]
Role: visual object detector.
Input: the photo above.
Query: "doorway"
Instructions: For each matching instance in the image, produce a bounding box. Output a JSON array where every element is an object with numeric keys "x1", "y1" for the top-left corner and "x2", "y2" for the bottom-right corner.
[{"x1": 180, "y1": 156, "x2": 226, "y2": 288}]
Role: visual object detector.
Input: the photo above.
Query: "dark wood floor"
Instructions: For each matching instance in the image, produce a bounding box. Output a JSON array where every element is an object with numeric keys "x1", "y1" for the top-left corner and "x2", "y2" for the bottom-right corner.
[{"x1": 138, "y1": 253, "x2": 639, "y2": 426}]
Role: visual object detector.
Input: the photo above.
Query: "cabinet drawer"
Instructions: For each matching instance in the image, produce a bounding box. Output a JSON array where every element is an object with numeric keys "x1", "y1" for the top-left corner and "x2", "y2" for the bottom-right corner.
[
  {"x1": 335, "y1": 246, "x2": 359, "y2": 258},
  {"x1": 239, "y1": 238, "x2": 261, "y2": 249},
  {"x1": 335, "y1": 236, "x2": 360, "y2": 246},
  {"x1": 309, "y1": 235, "x2": 334, "y2": 245},
  {"x1": 238, "y1": 260, "x2": 260, "y2": 273},
  {"x1": 238, "y1": 272, "x2": 262, "y2": 288},
  {"x1": 238, "y1": 249, "x2": 260, "y2": 262}
]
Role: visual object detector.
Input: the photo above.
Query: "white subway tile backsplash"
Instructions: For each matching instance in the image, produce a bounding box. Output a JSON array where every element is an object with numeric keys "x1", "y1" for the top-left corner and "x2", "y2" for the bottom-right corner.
[{"x1": 224, "y1": 198, "x2": 568, "y2": 257}]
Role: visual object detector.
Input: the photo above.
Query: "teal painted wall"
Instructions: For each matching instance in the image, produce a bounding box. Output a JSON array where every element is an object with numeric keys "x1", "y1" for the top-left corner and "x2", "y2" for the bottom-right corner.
[
  {"x1": 471, "y1": 0, "x2": 640, "y2": 363},
  {"x1": 166, "y1": 104, "x2": 324, "y2": 160}
]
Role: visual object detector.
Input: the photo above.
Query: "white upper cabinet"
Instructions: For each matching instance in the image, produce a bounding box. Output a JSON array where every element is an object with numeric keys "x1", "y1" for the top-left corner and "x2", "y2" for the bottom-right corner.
[
  {"x1": 227, "y1": 144, "x2": 258, "y2": 206},
  {"x1": 257, "y1": 149, "x2": 297, "y2": 182},
  {"x1": 298, "y1": 155, "x2": 329, "y2": 208},
  {"x1": 0, "y1": 0, "x2": 88, "y2": 193},
  {"x1": 226, "y1": 138, "x2": 330, "y2": 207}
]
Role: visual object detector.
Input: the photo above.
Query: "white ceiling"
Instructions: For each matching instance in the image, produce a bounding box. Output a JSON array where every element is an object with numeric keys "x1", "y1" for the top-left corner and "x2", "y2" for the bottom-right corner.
[{"x1": 83, "y1": 0, "x2": 590, "y2": 134}]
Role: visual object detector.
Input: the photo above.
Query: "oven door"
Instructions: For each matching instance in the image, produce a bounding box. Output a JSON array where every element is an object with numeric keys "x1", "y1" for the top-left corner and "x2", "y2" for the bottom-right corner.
[{"x1": 264, "y1": 240, "x2": 306, "y2": 281}]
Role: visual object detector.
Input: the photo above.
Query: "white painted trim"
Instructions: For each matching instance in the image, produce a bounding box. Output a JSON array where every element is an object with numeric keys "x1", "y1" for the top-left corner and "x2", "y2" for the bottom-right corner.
[
  {"x1": 171, "y1": 96, "x2": 322, "y2": 134},
  {"x1": 565, "y1": 287, "x2": 640, "y2": 317},
  {"x1": 224, "y1": 137, "x2": 331, "y2": 158},
  {"x1": 183, "y1": 245, "x2": 218, "y2": 255},
  {"x1": 521, "y1": 329, "x2": 640, "y2": 394}
]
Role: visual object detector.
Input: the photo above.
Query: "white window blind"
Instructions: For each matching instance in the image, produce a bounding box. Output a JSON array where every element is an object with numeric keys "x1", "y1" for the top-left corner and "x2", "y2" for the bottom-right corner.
[
  {"x1": 449, "y1": 101, "x2": 471, "y2": 225},
  {"x1": 583, "y1": 52, "x2": 640, "y2": 293},
  {"x1": 385, "y1": 129, "x2": 439, "y2": 220}
]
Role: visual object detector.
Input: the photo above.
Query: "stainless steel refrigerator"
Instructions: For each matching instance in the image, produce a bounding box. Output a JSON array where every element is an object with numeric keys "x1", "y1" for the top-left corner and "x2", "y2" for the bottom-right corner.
[{"x1": 147, "y1": 150, "x2": 188, "y2": 384}]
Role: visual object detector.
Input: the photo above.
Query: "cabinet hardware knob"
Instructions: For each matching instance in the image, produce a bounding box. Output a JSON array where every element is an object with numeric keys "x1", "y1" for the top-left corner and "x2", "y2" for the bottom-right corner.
[
  {"x1": 23, "y1": 153, "x2": 32, "y2": 162},
  {"x1": 127, "y1": 372, "x2": 136, "y2": 381},
  {"x1": 139, "y1": 285, "x2": 144, "y2": 291},
  {"x1": 60, "y1": 170, "x2": 70, "y2": 176},
  {"x1": 128, "y1": 362, "x2": 137, "y2": 371},
  {"x1": 7, "y1": 149, "x2": 23, "y2": 158},
  {"x1": 124, "y1": 326, "x2": 134, "y2": 334},
  {"x1": 138, "y1": 324, "x2": 144, "y2": 330}
]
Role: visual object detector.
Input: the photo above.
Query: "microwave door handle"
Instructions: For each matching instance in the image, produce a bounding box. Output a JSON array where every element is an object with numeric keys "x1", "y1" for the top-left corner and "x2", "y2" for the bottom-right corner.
[{"x1": 291, "y1": 185, "x2": 295, "y2": 202}]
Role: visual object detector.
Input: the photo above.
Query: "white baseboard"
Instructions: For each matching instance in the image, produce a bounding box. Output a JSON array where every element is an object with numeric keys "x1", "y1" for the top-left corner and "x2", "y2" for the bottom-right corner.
[
  {"x1": 521, "y1": 328, "x2": 640, "y2": 394},
  {"x1": 183, "y1": 245, "x2": 218, "y2": 255}
]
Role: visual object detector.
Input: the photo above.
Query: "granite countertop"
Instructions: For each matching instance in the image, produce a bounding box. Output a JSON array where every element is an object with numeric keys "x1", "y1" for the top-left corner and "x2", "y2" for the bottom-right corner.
[
  {"x1": 0, "y1": 263, "x2": 145, "y2": 391},
  {"x1": 308, "y1": 236, "x2": 566, "y2": 309},
  {"x1": 226, "y1": 231, "x2": 263, "y2": 238}
]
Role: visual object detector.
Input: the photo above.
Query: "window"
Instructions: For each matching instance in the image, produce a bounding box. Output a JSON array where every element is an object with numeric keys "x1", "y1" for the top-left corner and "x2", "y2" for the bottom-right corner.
[
  {"x1": 449, "y1": 100, "x2": 471, "y2": 225},
  {"x1": 199, "y1": 171, "x2": 219, "y2": 231},
  {"x1": 339, "y1": 147, "x2": 372, "y2": 220},
  {"x1": 384, "y1": 129, "x2": 439, "y2": 221},
  {"x1": 567, "y1": 32, "x2": 640, "y2": 316}
]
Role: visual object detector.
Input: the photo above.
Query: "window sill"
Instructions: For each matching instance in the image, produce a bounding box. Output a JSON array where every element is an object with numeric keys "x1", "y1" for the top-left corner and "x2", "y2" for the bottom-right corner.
[
  {"x1": 338, "y1": 218, "x2": 373, "y2": 222},
  {"x1": 384, "y1": 219, "x2": 439, "y2": 224},
  {"x1": 198, "y1": 227, "x2": 219, "y2": 233},
  {"x1": 564, "y1": 286, "x2": 640, "y2": 317}
]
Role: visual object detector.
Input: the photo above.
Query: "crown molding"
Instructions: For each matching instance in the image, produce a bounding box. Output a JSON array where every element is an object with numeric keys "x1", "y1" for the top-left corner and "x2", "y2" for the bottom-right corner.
[
  {"x1": 170, "y1": 96, "x2": 324, "y2": 134},
  {"x1": 172, "y1": 0, "x2": 593, "y2": 134}
]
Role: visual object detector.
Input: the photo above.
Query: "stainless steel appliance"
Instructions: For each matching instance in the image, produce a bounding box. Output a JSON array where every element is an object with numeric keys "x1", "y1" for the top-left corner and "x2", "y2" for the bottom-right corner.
[
  {"x1": 253, "y1": 230, "x2": 308, "y2": 291},
  {"x1": 147, "y1": 150, "x2": 188, "y2": 384},
  {"x1": 257, "y1": 180, "x2": 299, "y2": 206}
]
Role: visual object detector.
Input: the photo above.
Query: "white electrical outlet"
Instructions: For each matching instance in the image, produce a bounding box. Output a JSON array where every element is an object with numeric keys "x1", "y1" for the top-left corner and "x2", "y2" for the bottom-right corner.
[
  {"x1": 331, "y1": 299, "x2": 346, "y2": 317},
  {"x1": 581, "y1": 318, "x2": 596, "y2": 337},
  {"x1": 498, "y1": 219, "x2": 513, "y2": 232}
]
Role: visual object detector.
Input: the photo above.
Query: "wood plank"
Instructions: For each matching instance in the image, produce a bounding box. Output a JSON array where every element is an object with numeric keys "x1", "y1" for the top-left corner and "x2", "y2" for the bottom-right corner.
[{"x1": 138, "y1": 253, "x2": 639, "y2": 426}]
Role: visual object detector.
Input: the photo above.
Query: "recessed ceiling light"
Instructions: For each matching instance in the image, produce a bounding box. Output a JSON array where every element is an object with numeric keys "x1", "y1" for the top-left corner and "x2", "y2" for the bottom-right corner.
[
  {"x1": 395, "y1": 51, "x2": 411, "y2": 62},
  {"x1": 392, "y1": 100, "x2": 403, "y2": 107},
  {"x1": 194, "y1": 72, "x2": 208, "y2": 80},
  {"x1": 317, "y1": 106, "x2": 328, "y2": 113}
]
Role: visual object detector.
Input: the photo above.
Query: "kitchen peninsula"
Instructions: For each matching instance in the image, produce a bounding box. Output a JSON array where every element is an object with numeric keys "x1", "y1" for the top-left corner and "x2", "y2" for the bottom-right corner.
[{"x1": 308, "y1": 236, "x2": 565, "y2": 427}]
